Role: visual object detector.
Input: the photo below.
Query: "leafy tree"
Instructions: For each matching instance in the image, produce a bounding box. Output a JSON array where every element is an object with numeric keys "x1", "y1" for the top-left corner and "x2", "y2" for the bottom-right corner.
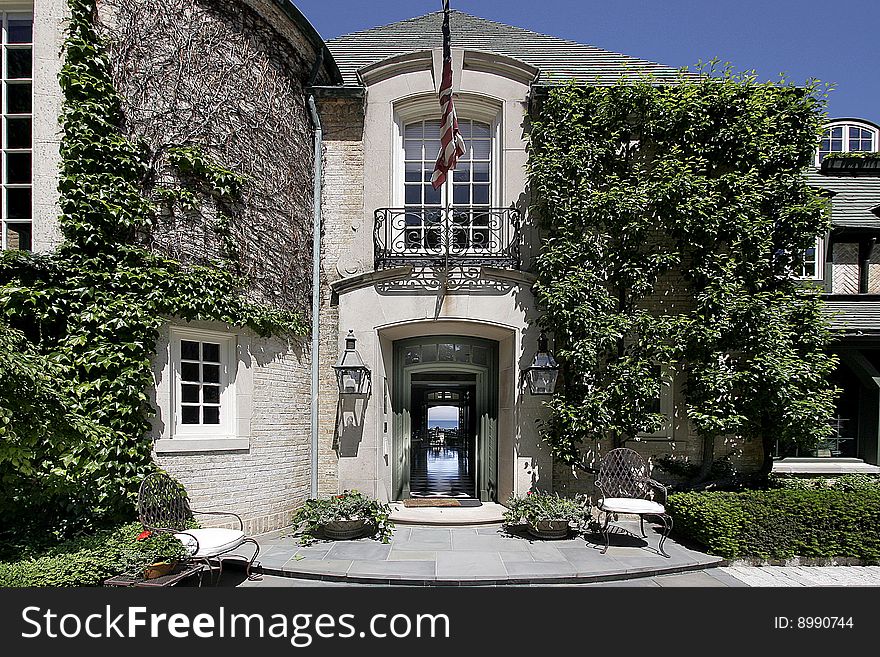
[{"x1": 529, "y1": 66, "x2": 838, "y2": 481}]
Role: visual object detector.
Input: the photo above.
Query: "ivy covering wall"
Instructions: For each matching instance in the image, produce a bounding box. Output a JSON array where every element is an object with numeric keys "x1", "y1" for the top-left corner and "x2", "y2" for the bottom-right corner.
[
  {"x1": 529, "y1": 67, "x2": 838, "y2": 480},
  {"x1": 0, "y1": 0, "x2": 305, "y2": 538}
]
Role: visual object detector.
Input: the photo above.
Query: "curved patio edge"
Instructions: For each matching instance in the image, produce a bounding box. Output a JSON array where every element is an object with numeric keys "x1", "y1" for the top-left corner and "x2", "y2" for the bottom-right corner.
[{"x1": 251, "y1": 522, "x2": 723, "y2": 586}]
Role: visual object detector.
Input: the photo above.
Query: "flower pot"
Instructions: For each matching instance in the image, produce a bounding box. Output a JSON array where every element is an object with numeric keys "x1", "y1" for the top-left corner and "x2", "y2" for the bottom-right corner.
[
  {"x1": 527, "y1": 520, "x2": 572, "y2": 540},
  {"x1": 143, "y1": 561, "x2": 177, "y2": 579},
  {"x1": 323, "y1": 518, "x2": 372, "y2": 541}
]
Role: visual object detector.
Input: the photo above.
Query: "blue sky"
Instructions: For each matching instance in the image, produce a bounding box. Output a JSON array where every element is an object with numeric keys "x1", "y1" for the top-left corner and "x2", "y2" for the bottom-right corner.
[{"x1": 294, "y1": 0, "x2": 879, "y2": 120}]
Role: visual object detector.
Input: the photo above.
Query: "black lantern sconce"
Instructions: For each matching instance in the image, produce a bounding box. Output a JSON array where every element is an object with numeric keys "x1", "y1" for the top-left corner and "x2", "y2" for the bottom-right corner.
[
  {"x1": 333, "y1": 330, "x2": 371, "y2": 396},
  {"x1": 523, "y1": 331, "x2": 560, "y2": 396}
]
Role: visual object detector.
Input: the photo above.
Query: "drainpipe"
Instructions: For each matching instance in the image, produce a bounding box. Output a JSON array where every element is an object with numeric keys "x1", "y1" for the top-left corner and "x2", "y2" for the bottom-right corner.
[{"x1": 307, "y1": 94, "x2": 323, "y2": 499}]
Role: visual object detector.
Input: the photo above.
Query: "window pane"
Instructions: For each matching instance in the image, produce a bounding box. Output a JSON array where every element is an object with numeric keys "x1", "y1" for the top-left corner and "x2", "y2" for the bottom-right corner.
[
  {"x1": 202, "y1": 342, "x2": 220, "y2": 363},
  {"x1": 4, "y1": 222, "x2": 30, "y2": 250},
  {"x1": 405, "y1": 184, "x2": 421, "y2": 205},
  {"x1": 404, "y1": 346, "x2": 421, "y2": 365},
  {"x1": 404, "y1": 140, "x2": 423, "y2": 160},
  {"x1": 6, "y1": 48, "x2": 31, "y2": 79},
  {"x1": 6, "y1": 118, "x2": 31, "y2": 148},
  {"x1": 181, "y1": 361, "x2": 200, "y2": 382},
  {"x1": 181, "y1": 406, "x2": 199, "y2": 425},
  {"x1": 405, "y1": 162, "x2": 421, "y2": 182},
  {"x1": 6, "y1": 82, "x2": 31, "y2": 114},
  {"x1": 424, "y1": 184, "x2": 441, "y2": 205},
  {"x1": 470, "y1": 140, "x2": 491, "y2": 160},
  {"x1": 181, "y1": 384, "x2": 200, "y2": 403},
  {"x1": 453, "y1": 184, "x2": 470, "y2": 205},
  {"x1": 472, "y1": 346, "x2": 488, "y2": 366},
  {"x1": 202, "y1": 363, "x2": 220, "y2": 383},
  {"x1": 421, "y1": 343, "x2": 438, "y2": 362},
  {"x1": 831, "y1": 127, "x2": 843, "y2": 138},
  {"x1": 7, "y1": 20, "x2": 33, "y2": 44},
  {"x1": 473, "y1": 162, "x2": 490, "y2": 182},
  {"x1": 439, "y1": 343, "x2": 455, "y2": 361},
  {"x1": 203, "y1": 385, "x2": 220, "y2": 404},
  {"x1": 473, "y1": 184, "x2": 490, "y2": 205},
  {"x1": 404, "y1": 122, "x2": 422, "y2": 139},
  {"x1": 203, "y1": 407, "x2": 220, "y2": 425},
  {"x1": 458, "y1": 120, "x2": 472, "y2": 138},
  {"x1": 423, "y1": 121, "x2": 442, "y2": 140},
  {"x1": 6, "y1": 152, "x2": 30, "y2": 184},
  {"x1": 472, "y1": 122, "x2": 491, "y2": 139},
  {"x1": 6, "y1": 187, "x2": 30, "y2": 219},
  {"x1": 181, "y1": 340, "x2": 200, "y2": 360}
]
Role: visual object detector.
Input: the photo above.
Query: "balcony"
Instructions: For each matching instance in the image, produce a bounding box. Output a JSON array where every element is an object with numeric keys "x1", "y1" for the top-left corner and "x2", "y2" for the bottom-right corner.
[{"x1": 374, "y1": 206, "x2": 521, "y2": 271}]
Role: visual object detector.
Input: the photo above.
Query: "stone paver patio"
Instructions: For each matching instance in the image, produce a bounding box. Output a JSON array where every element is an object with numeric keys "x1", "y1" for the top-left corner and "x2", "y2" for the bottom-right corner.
[{"x1": 243, "y1": 521, "x2": 722, "y2": 585}]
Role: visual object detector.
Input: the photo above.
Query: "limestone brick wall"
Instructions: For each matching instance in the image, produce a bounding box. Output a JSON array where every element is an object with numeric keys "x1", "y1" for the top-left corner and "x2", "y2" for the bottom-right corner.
[
  {"x1": 152, "y1": 321, "x2": 312, "y2": 535},
  {"x1": 316, "y1": 95, "x2": 366, "y2": 495}
]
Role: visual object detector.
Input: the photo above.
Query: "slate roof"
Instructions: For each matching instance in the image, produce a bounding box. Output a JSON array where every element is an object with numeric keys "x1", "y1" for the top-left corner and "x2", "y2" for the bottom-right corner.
[
  {"x1": 806, "y1": 170, "x2": 880, "y2": 229},
  {"x1": 326, "y1": 10, "x2": 688, "y2": 87}
]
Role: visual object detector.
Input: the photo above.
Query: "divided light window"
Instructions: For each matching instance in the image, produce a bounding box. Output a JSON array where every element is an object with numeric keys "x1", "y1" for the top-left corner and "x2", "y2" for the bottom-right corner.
[
  {"x1": 402, "y1": 118, "x2": 492, "y2": 251},
  {"x1": 817, "y1": 123, "x2": 878, "y2": 164},
  {"x1": 1, "y1": 12, "x2": 32, "y2": 251},
  {"x1": 179, "y1": 339, "x2": 223, "y2": 426},
  {"x1": 797, "y1": 238, "x2": 822, "y2": 280}
]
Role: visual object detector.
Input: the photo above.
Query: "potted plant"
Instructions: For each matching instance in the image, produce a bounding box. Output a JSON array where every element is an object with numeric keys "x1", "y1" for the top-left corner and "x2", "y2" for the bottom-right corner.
[
  {"x1": 292, "y1": 490, "x2": 394, "y2": 545},
  {"x1": 127, "y1": 529, "x2": 190, "y2": 579},
  {"x1": 503, "y1": 491, "x2": 591, "y2": 539}
]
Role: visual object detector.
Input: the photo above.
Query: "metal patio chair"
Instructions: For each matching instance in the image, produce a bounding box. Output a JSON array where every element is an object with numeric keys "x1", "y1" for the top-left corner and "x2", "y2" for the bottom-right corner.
[
  {"x1": 594, "y1": 448, "x2": 673, "y2": 558},
  {"x1": 137, "y1": 472, "x2": 261, "y2": 582}
]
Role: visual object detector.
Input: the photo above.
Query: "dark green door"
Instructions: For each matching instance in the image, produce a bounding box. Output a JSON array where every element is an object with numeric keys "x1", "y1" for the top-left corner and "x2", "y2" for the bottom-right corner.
[{"x1": 392, "y1": 337, "x2": 498, "y2": 501}]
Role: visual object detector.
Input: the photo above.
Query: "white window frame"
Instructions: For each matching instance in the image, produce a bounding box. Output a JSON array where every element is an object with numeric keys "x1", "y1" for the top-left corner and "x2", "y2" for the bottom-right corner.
[
  {"x1": 816, "y1": 120, "x2": 879, "y2": 166},
  {"x1": 795, "y1": 237, "x2": 824, "y2": 281},
  {"x1": 391, "y1": 94, "x2": 504, "y2": 256},
  {"x1": 0, "y1": 8, "x2": 33, "y2": 251},
  {"x1": 155, "y1": 326, "x2": 246, "y2": 452}
]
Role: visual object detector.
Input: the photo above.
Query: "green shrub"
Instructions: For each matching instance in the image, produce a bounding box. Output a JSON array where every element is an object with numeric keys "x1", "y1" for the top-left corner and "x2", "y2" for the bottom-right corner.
[
  {"x1": 503, "y1": 491, "x2": 591, "y2": 527},
  {"x1": 292, "y1": 490, "x2": 394, "y2": 546},
  {"x1": 768, "y1": 473, "x2": 880, "y2": 491},
  {"x1": 0, "y1": 522, "x2": 188, "y2": 587},
  {"x1": 667, "y1": 490, "x2": 880, "y2": 561}
]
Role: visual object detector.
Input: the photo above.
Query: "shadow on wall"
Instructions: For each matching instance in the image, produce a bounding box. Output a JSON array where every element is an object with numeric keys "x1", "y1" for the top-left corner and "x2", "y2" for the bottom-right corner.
[{"x1": 336, "y1": 394, "x2": 369, "y2": 458}]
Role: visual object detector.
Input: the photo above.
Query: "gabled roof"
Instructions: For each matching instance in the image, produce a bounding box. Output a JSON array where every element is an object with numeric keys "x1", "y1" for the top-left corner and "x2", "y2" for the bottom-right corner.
[
  {"x1": 326, "y1": 11, "x2": 687, "y2": 87},
  {"x1": 806, "y1": 170, "x2": 880, "y2": 229}
]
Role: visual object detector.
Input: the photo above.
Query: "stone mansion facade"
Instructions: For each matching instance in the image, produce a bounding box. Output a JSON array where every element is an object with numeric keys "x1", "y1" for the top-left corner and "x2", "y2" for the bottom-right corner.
[{"x1": 11, "y1": 1, "x2": 880, "y2": 533}]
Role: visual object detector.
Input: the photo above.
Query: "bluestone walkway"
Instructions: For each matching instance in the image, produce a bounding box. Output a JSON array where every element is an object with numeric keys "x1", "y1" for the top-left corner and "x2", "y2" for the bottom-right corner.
[{"x1": 246, "y1": 521, "x2": 721, "y2": 585}]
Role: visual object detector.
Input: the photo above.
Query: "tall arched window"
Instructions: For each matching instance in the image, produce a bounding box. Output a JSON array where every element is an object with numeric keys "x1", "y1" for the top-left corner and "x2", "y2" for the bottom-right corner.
[
  {"x1": 402, "y1": 117, "x2": 493, "y2": 252},
  {"x1": 817, "y1": 120, "x2": 879, "y2": 164}
]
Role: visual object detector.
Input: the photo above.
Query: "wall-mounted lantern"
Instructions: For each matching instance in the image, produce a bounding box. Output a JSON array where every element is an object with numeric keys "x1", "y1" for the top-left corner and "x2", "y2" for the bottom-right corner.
[
  {"x1": 333, "y1": 330, "x2": 371, "y2": 395},
  {"x1": 523, "y1": 331, "x2": 560, "y2": 396}
]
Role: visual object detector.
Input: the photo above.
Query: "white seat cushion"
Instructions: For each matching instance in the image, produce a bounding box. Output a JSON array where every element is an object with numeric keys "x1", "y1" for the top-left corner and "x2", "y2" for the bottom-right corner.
[
  {"x1": 599, "y1": 498, "x2": 666, "y2": 515},
  {"x1": 174, "y1": 528, "x2": 246, "y2": 557}
]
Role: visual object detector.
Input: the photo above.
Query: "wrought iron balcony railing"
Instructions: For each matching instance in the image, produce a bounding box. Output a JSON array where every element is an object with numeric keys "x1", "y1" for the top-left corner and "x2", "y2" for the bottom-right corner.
[{"x1": 374, "y1": 206, "x2": 521, "y2": 271}]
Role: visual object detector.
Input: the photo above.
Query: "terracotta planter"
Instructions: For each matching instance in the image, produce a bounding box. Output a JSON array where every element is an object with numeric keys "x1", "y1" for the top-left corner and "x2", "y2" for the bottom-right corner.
[
  {"x1": 527, "y1": 520, "x2": 572, "y2": 540},
  {"x1": 143, "y1": 561, "x2": 177, "y2": 579},
  {"x1": 323, "y1": 518, "x2": 372, "y2": 541}
]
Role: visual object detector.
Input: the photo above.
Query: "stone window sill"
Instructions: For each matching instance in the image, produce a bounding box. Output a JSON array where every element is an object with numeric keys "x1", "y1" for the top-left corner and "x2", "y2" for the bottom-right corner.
[{"x1": 154, "y1": 438, "x2": 250, "y2": 454}]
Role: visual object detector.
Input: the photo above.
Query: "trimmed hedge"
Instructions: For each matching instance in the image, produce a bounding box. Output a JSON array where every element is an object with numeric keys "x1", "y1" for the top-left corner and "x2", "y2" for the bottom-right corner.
[
  {"x1": 0, "y1": 523, "x2": 157, "y2": 587},
  {"x1": 667, "y1": 490, "x2": 880, "y2": 561}
]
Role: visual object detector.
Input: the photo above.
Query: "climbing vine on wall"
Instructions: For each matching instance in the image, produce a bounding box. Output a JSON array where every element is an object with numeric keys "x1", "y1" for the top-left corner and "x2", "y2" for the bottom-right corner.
[
  {"x1": 0, "y1": 0, "x2": 305, "y2": 536},
  {"x1": 529, "y1": 65, "x2": 839, "y2": 480}
]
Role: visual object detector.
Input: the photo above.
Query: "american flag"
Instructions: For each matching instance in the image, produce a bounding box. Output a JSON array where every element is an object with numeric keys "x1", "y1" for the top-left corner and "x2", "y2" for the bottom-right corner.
[{"x1": 431, "y1": 0, "x2": 466, "y2": 191}]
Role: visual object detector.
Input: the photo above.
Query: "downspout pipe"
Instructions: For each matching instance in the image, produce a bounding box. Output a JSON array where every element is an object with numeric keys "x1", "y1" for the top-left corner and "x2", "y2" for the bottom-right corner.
[{"x1": 307, "y1": 94, "x2": 323, "y2": 499}]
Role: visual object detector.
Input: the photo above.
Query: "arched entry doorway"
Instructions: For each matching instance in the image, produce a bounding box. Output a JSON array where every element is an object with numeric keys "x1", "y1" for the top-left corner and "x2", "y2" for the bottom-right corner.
[{"x1": 392, "y1": 336, "x2": 498, "y2": 501}]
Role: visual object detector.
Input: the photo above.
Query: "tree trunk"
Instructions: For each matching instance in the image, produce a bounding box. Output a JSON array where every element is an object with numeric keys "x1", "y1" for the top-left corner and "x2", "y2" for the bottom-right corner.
[{"x1": 691, "y1": 434, "x2": 716, "y2": 484}]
